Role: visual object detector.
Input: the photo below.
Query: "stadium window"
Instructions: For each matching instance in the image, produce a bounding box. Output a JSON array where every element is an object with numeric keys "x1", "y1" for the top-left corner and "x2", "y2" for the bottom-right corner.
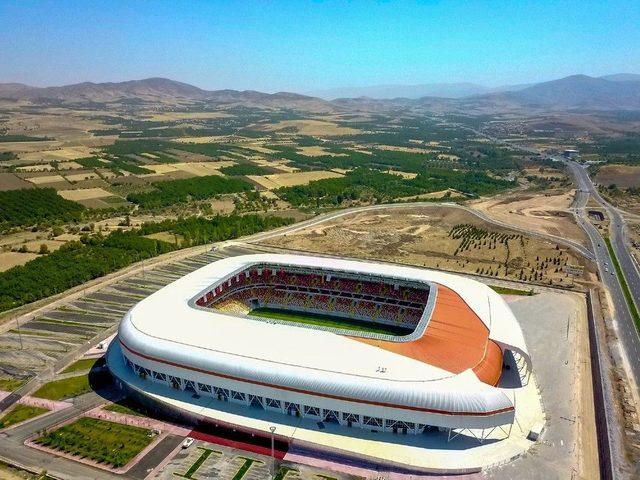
[
  {"x1": 285, "y1": 402, "x2": 301, "y2": 416},
  {"x1": 342, "y1": 412, "x2": 359, "y2": 424},
  {"x1": 230, "y1": 390, "x2": 245, "y2": 402},
  {"x1": 266, "y1": 398, "x2": 281, "y2": 409},
  {"x1": 197, "y1": 382, "x2": 212, "y2": 393},
  {"x1": 248, "y1": 395, "x2": 264, "y2": 409},
  {"x1": 303, "y1": 405, "x2": 320, "y2": 417},
  {"x1": 323, "y1": 410, "x2": 340, "y2": 424},
  {"x1": 363, "y1": 416, "x2": 383, "y2": 428},
  {"x1": 168, "y1": 375, "x2": 181, "y2": 390}
]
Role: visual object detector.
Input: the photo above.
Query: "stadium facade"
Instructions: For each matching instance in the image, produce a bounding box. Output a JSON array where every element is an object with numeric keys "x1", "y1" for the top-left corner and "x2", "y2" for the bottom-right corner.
[{"x1": 109, "y1": 254, "x2": 532, "y2": 435}]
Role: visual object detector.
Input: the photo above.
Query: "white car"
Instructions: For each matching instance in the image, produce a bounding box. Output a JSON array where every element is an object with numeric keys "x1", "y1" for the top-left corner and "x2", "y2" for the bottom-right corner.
[{"x1": 182, "y1": 437, "x2": 194, "y2": 449}]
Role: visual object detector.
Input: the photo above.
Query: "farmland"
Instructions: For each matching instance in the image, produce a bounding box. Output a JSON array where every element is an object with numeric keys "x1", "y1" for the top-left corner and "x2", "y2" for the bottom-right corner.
[{"x1": 0, "y1": 98, "x2": 579, "y2": 327}]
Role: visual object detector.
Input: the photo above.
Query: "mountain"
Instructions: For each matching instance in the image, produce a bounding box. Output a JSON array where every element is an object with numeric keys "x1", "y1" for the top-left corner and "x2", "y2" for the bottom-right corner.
[
  {"x1": 0, "y1": 78, "x2": 334, "y2": 111},
  {"x1": 599, "y1": 73, "x2": 640, "y2": 82},
  {"x1": 490, "y1": 74, "x2": 640, "y2": 110},
  {"x1": 310, "y1": 83, "x2": 490, "y2": 100},
  {"x1": 0, "y1": 78, "x2": 209, "y2": 102},
  {"x1": 1, "y1": 74, "x2": 639, "y2": 112},
  {"x1": 308, "y1": 81, "x2": 536, "y2": 100}
]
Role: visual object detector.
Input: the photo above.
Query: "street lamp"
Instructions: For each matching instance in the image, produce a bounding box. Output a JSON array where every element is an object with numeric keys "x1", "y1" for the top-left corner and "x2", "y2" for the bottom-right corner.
[{"x1": 269, "y1": 425, "x2": 276, "y2": 478}]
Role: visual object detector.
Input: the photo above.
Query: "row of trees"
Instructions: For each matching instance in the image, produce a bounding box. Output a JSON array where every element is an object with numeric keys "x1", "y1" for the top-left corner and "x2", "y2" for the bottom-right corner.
[
  {"x1": 0, "y1": 188, "x2": 85, "y2": 230},
  {"x1": 138, "y1": 214, "x2": 293, "y2": 247},
  {"x1": 219, "y1": 163, "x2": 271, "y2": 176},
  {"x1": 278, "y1": 167, "x2": 513, "y2": 207},
  {"x1": 127, "y1": 175, "x2": 253, "y2": 209}
]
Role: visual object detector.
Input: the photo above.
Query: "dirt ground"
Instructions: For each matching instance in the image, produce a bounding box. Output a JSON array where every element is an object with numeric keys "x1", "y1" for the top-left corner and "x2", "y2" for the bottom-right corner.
[
  {"x1": 247, "y1": 170, "x2": 342, "y2": 189},
  {"x1": 261, "y1": 205, "x2": 593, "y2": 287},
  {"x1": 469, "y1": 190, "x2": 588, "y2": 246},
  {"x1": 297, "y1": 146, "x2": 347, "y2": 157},
  {"x1": 0, "y1": 173, "x2": 33, "y2": 191},
  {"x1": 259, "y1": 119, "x2": 360, "y2": 136},
  {"x1": 595, "y1": 164, "x2": 640, "y2": 189},
  {"x1": 58, "y1": 187, "x2": 124, "y2": 208},
  {"x1": 142, "y1": 162, "x2": 232, "y2": 177},
  {"x1": 0, "y1": 251, "x2": 39, "y2": 272}
]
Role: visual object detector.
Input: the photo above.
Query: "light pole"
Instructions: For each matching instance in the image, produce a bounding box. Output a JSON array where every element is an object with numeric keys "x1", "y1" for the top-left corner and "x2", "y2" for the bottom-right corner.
[{"x1": 269, "y1": 425, "x2": 276, "y2": 478}]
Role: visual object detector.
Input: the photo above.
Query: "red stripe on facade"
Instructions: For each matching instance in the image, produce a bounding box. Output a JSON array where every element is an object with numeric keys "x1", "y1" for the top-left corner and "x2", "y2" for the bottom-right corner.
[{"x1": 119, "y1": 339, "x2": 514, "y2": 418}]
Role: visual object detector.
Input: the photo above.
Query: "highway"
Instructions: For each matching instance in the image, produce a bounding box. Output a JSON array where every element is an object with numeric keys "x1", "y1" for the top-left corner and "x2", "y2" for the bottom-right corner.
[{"x1": 564, "y1": 160, "x2": 640, "y2": 383}]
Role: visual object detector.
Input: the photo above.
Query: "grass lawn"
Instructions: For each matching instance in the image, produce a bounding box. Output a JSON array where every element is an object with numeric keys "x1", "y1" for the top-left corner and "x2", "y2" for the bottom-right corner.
[
  {"x1": 490, "y1": 285, "x2": 535, "y2": 296},
  {"x1": 61, "y1": 357, "x2": 103, "y2": 374},
  {"x1": 35, "y1": 417, "x2": 153, "y2": 468},
  {"x1": 0, "y1": 377, "x2": 26, "y2": 392},
  {"x1": 33, "y1": 370, "x2": 111, "y2": 401},
  {"x1": 0, "y1": 404, "x2": 49, "y2": 429},
  {"x1": 249, "y1": 307, "x2": 412, "y2": 336}
]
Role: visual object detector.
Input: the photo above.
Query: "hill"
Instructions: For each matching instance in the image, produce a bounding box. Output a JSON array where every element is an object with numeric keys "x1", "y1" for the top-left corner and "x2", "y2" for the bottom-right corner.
[
  {"x1": 499, "y1": 74, "x2": 640, "y2": 110},
  {"x1": 0, "y1": 78, "x2": 334, "y2": 111}
]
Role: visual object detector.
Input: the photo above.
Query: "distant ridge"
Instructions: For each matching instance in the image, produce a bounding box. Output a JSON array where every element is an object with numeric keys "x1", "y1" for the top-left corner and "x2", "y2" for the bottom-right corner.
[
  {"x1": 309, "y1": 82, "x2": 494, "y2": 100},
  {"x1": 478, "y1": 74, "x2": 640, "y2": 110},
  {"x1": 1, "y1": 73, "x2": 639, "y2": 111},
  {"x1": 0, "y1": 77, "x2": 334, "y2": 111}
]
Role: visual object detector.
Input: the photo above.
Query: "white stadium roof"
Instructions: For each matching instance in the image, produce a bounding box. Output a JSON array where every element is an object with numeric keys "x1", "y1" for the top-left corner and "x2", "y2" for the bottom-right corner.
[{"x1": 116, "y1": 254, "x2": 531, "y2": 429}]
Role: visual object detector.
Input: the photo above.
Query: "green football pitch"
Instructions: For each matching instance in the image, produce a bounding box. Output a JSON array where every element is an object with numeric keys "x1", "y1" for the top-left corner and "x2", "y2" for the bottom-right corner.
[{"x1": 249, "y1": 306, "x2": 411, "y2": 336}]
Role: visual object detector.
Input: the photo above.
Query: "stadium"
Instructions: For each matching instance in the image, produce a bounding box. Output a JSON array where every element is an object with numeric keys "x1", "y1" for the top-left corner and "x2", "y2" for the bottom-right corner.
[{"x1": 108, "y1": 253, "x2": 533, "y2": 442}]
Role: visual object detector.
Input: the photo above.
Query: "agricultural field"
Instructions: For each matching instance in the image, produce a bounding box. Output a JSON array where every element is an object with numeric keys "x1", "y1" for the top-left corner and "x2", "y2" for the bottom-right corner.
[
  {"x1": 248, "y1": 170, "x2": 343, "y2": 190},
  {"x1": 0, "y1": 100, "x2": 571, "y2": 334}
]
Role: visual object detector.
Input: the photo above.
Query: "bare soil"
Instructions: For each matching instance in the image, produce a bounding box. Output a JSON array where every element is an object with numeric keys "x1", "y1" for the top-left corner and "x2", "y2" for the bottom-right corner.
[
  {"x1": 469, "y1": 190, "x2": 588, "y2": 246},
  {"x1": 261, "y1": 205, "x2": 593, "y2": 287}
]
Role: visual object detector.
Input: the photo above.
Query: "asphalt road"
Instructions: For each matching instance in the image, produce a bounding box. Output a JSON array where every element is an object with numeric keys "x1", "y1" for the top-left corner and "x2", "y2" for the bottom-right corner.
[{"x1": 565, "y1": 160, "x2": 640, "y2": 383}]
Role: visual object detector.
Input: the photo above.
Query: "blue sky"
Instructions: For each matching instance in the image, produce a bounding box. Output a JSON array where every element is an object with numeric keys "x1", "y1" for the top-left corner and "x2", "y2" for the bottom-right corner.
[{"x1": 1, "y1": 0, "x2": 639, "y2": 92}]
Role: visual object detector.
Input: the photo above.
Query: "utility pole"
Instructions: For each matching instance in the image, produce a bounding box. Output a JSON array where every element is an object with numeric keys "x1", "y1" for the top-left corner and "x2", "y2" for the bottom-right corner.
[{"x1": 15, "y1": 316, "x2": 23, "y2": 350}]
